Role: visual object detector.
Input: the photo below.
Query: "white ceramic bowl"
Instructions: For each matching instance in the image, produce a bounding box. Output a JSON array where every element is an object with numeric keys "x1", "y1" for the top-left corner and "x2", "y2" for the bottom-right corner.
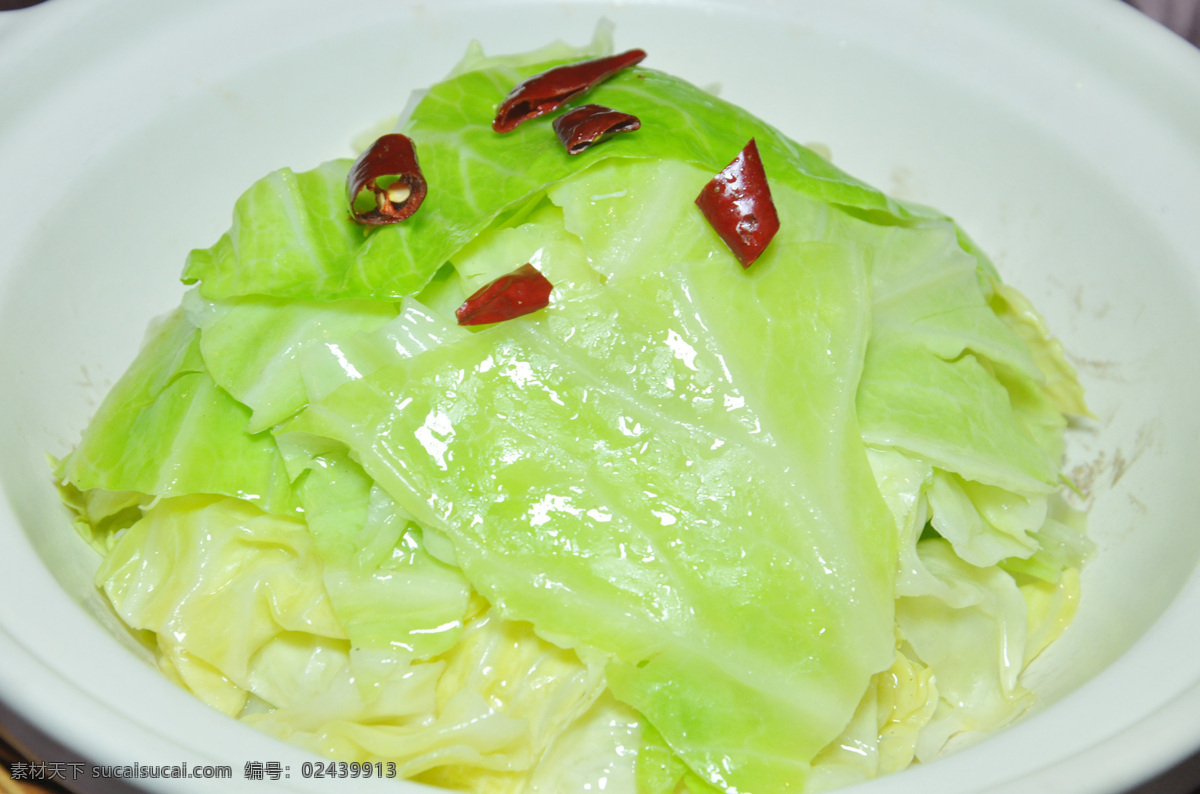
[{"x1": 3, "y1": 1, "x2": 1200, "y2": 792}]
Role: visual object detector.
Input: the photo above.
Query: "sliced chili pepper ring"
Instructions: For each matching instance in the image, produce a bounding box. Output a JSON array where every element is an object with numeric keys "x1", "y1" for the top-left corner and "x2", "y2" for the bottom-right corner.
[
  {"x1": 694, "y1": 138, "x2": 779, "y2": 268},
  {"x1": 552, "y1": 104, "x2": 641, "y2": 154},
  {"x1": 493, "y1": 48, "x2": 647, "y2": 133},
  {"x1": 456, "y1": 263, "x2": 554, "y2": 326},
  {"x1": 347, "y1": 133, "x2": 428, "y2": 226}
]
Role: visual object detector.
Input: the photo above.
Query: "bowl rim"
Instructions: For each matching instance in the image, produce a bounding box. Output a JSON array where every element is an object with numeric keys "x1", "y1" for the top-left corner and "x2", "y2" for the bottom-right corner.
[{"x1": 3, "y1": 1, "x2": 1200, "y2": 792}]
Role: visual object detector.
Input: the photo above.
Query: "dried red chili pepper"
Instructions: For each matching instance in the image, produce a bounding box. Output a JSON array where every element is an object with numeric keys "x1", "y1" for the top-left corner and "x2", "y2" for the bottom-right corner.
[
  {"x1": 492, "y1": 49, "x2": 647, "y2": 133},
  {"x1": 694, "y1": 138, "x2": 779, "y2": 268},
  {"x1": 552, "y1": 104, "x2": 641, "y2": 154},
  {"x1": 346, "y1": 133, "x2": 428, "y2": 225},
  {"x1": 455, "y1": 263, "x2": 554, "y2": 326}
]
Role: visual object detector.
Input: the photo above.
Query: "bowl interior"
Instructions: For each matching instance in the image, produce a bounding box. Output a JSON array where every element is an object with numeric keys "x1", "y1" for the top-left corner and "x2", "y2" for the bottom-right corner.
[{"x1": 3, "y1": 1, "x2": 1200, "y2": 791}]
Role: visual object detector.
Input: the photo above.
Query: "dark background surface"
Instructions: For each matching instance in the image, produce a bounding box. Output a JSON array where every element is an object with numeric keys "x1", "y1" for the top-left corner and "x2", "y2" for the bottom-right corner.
[{"x1": 1129, "y1": 0, "x2": 1200, "y2": 44}]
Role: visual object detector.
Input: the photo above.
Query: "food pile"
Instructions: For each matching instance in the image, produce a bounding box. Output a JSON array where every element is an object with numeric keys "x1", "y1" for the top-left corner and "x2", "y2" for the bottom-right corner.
[{"x1": 57, "y1": 31, "x2": 1089, "y2": 794}]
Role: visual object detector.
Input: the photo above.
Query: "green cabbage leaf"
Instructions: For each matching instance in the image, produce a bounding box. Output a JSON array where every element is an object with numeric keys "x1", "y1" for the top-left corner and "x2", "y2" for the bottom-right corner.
[
  {"x1": 181, "y1": 42, "x2": 944, "y2": 304},
  {"x1": 60, "y1": 31, "x2": 1090, "y2": 794},
  {"x1": 56, "y1": 309, "x2": 297, "y2": 515}
]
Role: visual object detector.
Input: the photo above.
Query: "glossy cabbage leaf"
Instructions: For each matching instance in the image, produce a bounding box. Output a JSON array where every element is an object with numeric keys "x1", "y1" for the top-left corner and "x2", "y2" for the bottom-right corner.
[
  {"x1": 896, "y1": 539, "x2": 1035, "y2": 761},
  {"x1": 294, "y1": 449, "x2": 472, "y2": 661},
  {"x1": 249, "y1": 609, "x2": 611, "y2": 785},
  {"x1": 182, "y1": 48, "x2": 944, "y2": 303},
  {"x1": 98, "y1": 495, "x2": 345, "y2": 714},
  {"x1": 100, "y1": 493, "x2": 619, "y2": 786},
  {"x1": 183, "y1": 290, "x2": 399, "y2": 433},
  {"x1": 283, "y1": 173, "x2": 898, "y2": 793},
  {"x1": 805, "y1": 643, "x2": 938, "y2": 792},
  {"x1": 548, "y1": 157, "x2": 1062, "y2": 496},
  {"x1": 57, "y1": 309, "x2": 298, "y2": 515}
]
